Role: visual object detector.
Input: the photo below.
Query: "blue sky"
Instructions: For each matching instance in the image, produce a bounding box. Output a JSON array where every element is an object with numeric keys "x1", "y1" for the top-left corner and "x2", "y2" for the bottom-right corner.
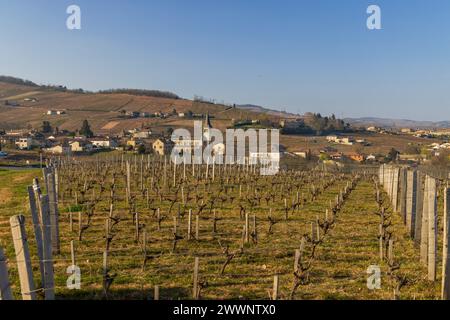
[{"x1": 1, "y1": 0, "x2": 450, "y2": 120}]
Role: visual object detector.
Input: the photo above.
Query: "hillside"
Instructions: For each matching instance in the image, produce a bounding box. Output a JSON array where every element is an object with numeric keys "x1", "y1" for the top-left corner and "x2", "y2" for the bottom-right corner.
[
  {"x1": 0, "y1": 81, "x2": 277, "y2": 134},
  {"x1": 0, "y1": 78, "x2": 443, "y2": 157}
]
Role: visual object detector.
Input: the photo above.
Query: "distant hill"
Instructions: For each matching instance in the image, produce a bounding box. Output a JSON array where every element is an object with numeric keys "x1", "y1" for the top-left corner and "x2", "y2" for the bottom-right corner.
[
  {"x1": 0, "y1": 78, "x2": 282, "y2": 133},
  {"x1": 0, "y1": 75, "x2": 180, "y2": 100},
  {"x1": 0, "y1": 75, "x2": 38, "y2": 87},
  {"x1": 345, "y1": 117, "x2": 450, "y2": 129}
]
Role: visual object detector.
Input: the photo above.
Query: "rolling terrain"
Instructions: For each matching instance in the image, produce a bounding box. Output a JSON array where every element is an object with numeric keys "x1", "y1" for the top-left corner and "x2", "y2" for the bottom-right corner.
[
  {"x1": 0, "y1": 80, "x2": 443, "y2": 156},
  {"x1": 0, "y1": 81, "x2": 273, "y2": 134}
]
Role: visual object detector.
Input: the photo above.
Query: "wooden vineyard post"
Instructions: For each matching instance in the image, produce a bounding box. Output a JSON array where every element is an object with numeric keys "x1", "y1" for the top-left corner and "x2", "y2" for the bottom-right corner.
[
  {"x1": 272, "y1": 275, "x2": 279, "y2": 300},
  {"x1": 40, "y1": 195, "x2": 55, "y2": 300},
  {"x1": 70, "y1": 240, "x2": 76, "y2": 266},
  {"x1": 157, "y1": 208, "x2": 161, "y2": 231},
  {"x1": 427, "y1": 176, "x2": 437, "y2": 281},
  {"x1": 126, "y1": 161, "x2": 131, "y2": 204},
  {"x1": 0, "y1": 247, "x2": 14, "y2": 300},
  {"x1": 299, "y1": 236, "x2": 306, "y2": 260},
  {"x1": 154, "y1": 285, "x2": 160, "y2": 300},
  {"x1": 406, "y1": 170, "x2": 417, "y2": 237},
  {"x1": 420, "y1": 177, "x2": 429, "y2": 265},
  {"x1": 102, "y1": 249, "x2": 111, "y2": 298},
  {"x1": 195, "y1": 214, "x2": 199, "y2": 240},
  {"x1": 105, "y1": 218, "x2": 110, "y2": 241},
  {"x1": 316, "y1": 216, "x2": 320, "y2": 240},
  {"x1": 188, "y1": 209, "x2": 192, "y2": 240},
  {"x1": 69, "y1": 212, "x2": 73, "y2": 232},
  {"x1": 252, "y1": 213, "x2": 257, "y2": 243},
  {"x1": 284, "y1": 198, "x2": 288, "y2": 220},
  {"x1": 47, "y1": 172, "x2": 60, "y2": 255},
  {"x1": 212, "y1": 210, "x2": 217, "y2": 234},
  {"x1": 140, "y1": 156, "x2": 144, "y2": 191},
  {"x1": 442, "y1": 188, "x2": 450, "y2": 299},
  {"x1": 414, "y1": 172, "x2": 424, "y2": 246},
  {"x1": 103, "y1": 251, "x2": 109, "y2": 276},
  {"x1": 42, "y1": 167, "x2": 51, "y2": 191},
  {"x1": 379, "y1": 224, "x2": 384, "y2": 260},
  {"x1": 78, "y1": 212, "x2": 82, "y2": 240},
  {"x1": 387, "y1": 166, "x2": 392, "y2": 199},
  {"x1": 10, "y1": 215, "x2": 37, "y2": 300},
  {"x1": 311, "y1": 222, "x2": 317, "y2": 242},
  {"x1": 388, "y1": 239, "x2": 394, "y2": 262},
  {"x1": 102, "y1": 250, "x2": 111, "y2": 298},
  {"x1": 245, "y1": 213, "x2": 250, "y2": 243},
  {"x1": 193, "y1": 257, "x2": 199, "y2": 300},
  {"x1": 143, "y1": 230, "x2": 147, "y2": 257},
  {"x1": 294, "y1": 249, "x2": 301, "y2": 273},
  {"x1": 27, "y1": 186, "x2": 45, "y2": 288},
  {"x1": 399, "y1": 168, "x2": 407, "y2": 221},
  {"x1": 392, "y1": 168, "x2": 400, "y2": 212},
  {"x1": 135, "y1": 211, "x2": 140, "y2": 242}
]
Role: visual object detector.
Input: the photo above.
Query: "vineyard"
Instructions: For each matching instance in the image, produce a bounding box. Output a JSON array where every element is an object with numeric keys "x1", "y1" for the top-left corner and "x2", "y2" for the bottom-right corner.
[{"x1": 0, "y1": 157, "x2": 448, "y2": 300}]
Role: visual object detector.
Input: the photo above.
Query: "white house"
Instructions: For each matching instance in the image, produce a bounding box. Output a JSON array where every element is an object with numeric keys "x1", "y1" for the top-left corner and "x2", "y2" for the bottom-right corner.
[
  {"x1": 44, "y1": 145, "x2": 71, "y2": 155},
  {"x1": 90, "y1": 138, "x2": 118, "y2": 149},
  {"x1": 15, "y1": 137, "x2": 33, "y2": 150}
]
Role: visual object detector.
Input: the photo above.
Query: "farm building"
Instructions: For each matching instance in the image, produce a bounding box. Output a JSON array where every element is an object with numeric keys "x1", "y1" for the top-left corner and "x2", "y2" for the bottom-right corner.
[
  {"x1": 44, "y1": 144, "x2": 71, "y2": 155},
  {"x1": 153, "y1": 138, "x2": 174, "y2": 156},
  {"x1": 69, "y1": 140, "x2": 93, "y2": 153},
  {"x1": 15, "y1": 137, "x2": 33, "y2": 150},
  {"x1": 90, "y1": 138, "x2": 119, "y2": 149}
]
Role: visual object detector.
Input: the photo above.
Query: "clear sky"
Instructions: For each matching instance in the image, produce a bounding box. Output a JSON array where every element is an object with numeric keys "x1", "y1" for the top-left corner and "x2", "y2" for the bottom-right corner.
[{"x1": 1, "y1": 0, "x2": 450, "y2": 121}]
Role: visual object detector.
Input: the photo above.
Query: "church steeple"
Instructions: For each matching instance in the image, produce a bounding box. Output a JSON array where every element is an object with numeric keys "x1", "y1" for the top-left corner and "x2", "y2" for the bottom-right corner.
[
  {"x1": 204, "y1": 112, "x2": 212, "y2": 129},
  {"x1": 203, "y1": 112, "x2": 213, "y2": 142}
]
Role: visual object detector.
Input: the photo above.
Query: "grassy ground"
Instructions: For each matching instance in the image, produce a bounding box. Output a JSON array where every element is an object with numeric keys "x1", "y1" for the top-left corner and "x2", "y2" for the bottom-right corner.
[{"x1": 0, "y1": 167, "x2": 443, "y2": 300}]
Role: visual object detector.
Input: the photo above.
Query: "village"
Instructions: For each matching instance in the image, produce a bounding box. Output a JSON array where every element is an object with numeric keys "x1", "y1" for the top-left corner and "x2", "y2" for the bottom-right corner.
[
  {"x1": 0, "y1": 112, "x2": 230, "y2": 164},
  {"x1": 1, "y1": 107, "x2": 450, "y2": 168}
]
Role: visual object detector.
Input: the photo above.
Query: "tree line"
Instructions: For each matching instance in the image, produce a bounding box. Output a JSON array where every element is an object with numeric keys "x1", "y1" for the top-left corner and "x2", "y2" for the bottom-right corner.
[{"x1": 99, "y1": 89, "x2": 179, "y2": 100}]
